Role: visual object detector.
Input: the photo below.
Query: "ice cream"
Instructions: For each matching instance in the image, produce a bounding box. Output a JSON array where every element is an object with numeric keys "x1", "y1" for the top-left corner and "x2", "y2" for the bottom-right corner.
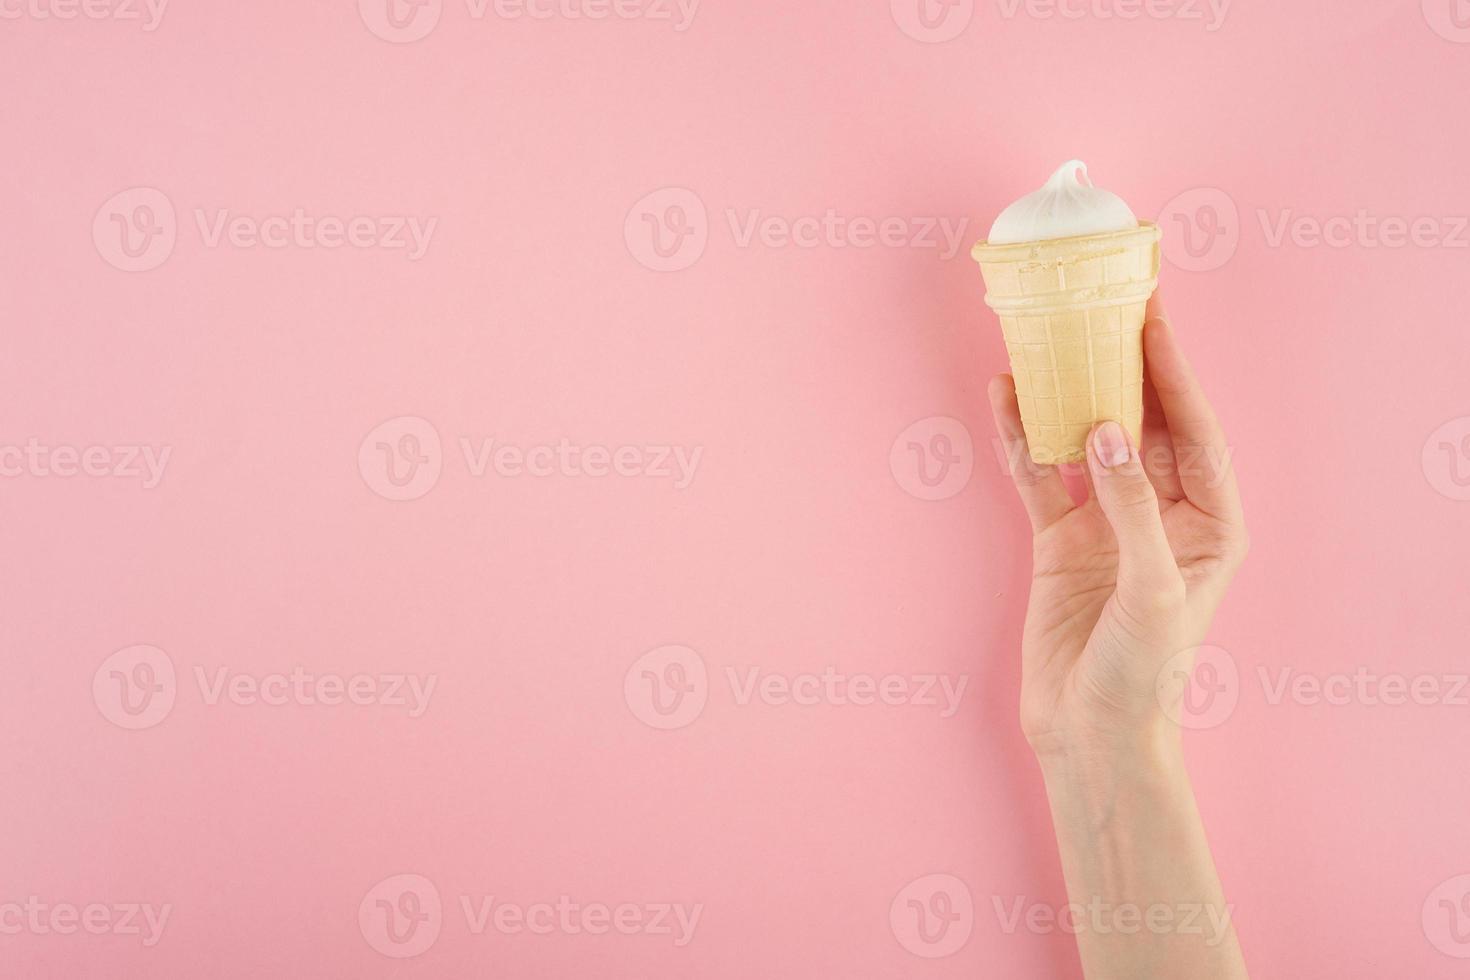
[
  {"x1": 972, "y1": 162, "x2": 1162, "y2": 465},
  {"x1": 987, "y1": 160, "x2": 1139, "y2": 245}
]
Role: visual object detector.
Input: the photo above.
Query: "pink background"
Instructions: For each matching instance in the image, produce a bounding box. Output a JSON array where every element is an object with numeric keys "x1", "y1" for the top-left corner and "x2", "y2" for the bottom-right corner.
[{"x1": 4, "y1": 0, "x2": 1470, "y2": 976}]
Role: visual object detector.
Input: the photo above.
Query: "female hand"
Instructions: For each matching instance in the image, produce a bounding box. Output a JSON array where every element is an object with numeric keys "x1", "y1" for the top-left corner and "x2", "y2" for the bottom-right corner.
[{"x1": 987, "y1": 294, "x2": 1249, "y2": 757}]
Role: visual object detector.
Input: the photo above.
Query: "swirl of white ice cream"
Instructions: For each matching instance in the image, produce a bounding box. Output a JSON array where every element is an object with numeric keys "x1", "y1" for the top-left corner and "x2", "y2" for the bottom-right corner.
[{"x1": 986, "y1": 160, "x2": 1139, "y2": 245}]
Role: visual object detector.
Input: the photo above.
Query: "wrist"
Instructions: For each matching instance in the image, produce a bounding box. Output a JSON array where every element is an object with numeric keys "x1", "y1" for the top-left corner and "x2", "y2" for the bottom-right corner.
[
  {"x1": 1027, "y1": 725, "x2": 1244, "y2": 979},
  {"x1": 1030, "y1": 724, "x2": 1191, "y2": 817}
]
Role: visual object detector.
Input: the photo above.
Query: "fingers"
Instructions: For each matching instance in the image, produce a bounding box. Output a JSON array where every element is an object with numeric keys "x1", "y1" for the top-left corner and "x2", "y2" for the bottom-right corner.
[
  {"x1": 1086, "y1": 421, "x2": 1183, "y2": 605},
  {"x1": 1142, "y1": 294, "x2": 1244, "y2": 523},
  {"x1": 1074, "y1": 455, "x2": 1098, "y2": 506},
  {"x1": 987, "y1": 375, "x2": 1074, "y2": 532},
  {"x1": 1140, "y1": 368, "x2": 1185, "y2": 502}
]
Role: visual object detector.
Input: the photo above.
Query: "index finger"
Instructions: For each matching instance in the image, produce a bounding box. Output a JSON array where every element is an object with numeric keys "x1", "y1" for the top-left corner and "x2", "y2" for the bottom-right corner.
[
  {"x1": 986, "y1": 374, "x2": 1075, "y2": 532},
  {"x1": 1141, "y1": 293, "x2": 1244, "y2": 523}
]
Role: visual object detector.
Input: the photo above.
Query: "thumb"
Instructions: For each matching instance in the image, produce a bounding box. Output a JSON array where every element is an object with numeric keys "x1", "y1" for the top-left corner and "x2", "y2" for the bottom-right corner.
[{"x1": 1087, "y1": 421, "x2": 1184, "y2": 610}]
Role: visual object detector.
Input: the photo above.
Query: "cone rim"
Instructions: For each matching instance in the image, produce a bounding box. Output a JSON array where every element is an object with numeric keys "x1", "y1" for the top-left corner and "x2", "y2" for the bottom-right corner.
[{"x1": 970, "y1": 221, "x2": 1161, "y2": 264}]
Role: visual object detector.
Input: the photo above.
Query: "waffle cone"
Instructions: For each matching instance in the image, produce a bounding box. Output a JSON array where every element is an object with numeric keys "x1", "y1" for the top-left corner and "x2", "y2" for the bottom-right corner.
[{"x1": 971, "y1": 223, "x2": 1162, "y2": 465}]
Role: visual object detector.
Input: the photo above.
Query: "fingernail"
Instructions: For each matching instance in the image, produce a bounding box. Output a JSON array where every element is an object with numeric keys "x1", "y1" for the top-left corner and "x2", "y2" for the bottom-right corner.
[{"x1": 1093, "y1": 421, "x2": 1131, "y2": 469}]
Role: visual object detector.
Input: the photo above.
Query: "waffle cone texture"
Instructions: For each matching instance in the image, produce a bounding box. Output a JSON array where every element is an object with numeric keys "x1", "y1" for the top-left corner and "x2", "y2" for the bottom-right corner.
[{"x1": 972, "y1": 223, "x2": 1162, "y2": 465}]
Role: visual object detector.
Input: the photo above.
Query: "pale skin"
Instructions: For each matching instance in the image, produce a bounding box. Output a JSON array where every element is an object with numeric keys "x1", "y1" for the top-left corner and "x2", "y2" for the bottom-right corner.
[{"x1": 987, "y1": 294, "x2": 1250, "y2": 979}]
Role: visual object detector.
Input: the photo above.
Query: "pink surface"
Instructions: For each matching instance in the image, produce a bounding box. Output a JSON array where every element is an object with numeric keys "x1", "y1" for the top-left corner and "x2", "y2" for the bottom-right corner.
[{"x1": 3, "y1": 1, "x2": 1470, "y2": 976}]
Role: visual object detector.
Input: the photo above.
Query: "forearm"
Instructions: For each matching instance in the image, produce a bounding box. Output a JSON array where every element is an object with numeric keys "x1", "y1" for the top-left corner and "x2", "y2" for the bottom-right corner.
[{"x1": 1035, "y1": 730, "x2": 1248, "y2": 980}]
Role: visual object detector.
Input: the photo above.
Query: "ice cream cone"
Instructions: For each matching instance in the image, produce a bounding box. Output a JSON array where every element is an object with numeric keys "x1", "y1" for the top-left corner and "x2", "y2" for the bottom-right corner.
[{"x1": 972, "y1": 223, "x2": 1162, "y2": 465}]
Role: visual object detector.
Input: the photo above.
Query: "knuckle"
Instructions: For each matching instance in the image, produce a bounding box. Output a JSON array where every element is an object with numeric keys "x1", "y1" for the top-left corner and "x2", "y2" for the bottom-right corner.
[
  {"x1": 1113, "y1": 579, "x2": 1187, "y2": 636},
  {"x1": 1110, "y1": 478, "x2": 1159, "y2": 516},
  {"x1": 1212, "y1": 521, "x2": 1250, "y2": 565},
  {"x1": 1013, "y1": 461, "x2": 1052, "y2": 488},
  {"x1": 1129, "y1": 577, "x2": 1187, "y2": 616},
  {"x1": 1229, "y1": 527, "x2": 1251, "y2": 562}
]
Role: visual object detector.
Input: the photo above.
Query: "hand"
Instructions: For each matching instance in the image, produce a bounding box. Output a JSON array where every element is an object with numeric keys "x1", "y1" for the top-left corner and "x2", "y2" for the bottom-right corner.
[{"x1": 987, "y1": 294, "x2": 1249, "y2": 756}]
